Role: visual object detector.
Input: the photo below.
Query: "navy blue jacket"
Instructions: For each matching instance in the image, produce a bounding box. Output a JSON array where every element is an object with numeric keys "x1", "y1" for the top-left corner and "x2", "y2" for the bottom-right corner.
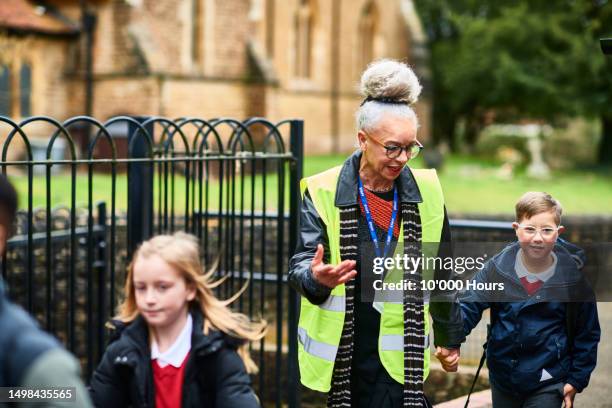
[
  {"x1": 461, "y1": 241, "x2": 600, "y2": 395},
  {"x1": 0, "y1": 279, "x2": 93, "y2": 407}
]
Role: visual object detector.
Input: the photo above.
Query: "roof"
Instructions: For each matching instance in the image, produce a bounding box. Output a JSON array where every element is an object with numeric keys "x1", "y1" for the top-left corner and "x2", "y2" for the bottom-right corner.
[{"x1": 0, "y1": 0, "x2": 79, "y2": 36}]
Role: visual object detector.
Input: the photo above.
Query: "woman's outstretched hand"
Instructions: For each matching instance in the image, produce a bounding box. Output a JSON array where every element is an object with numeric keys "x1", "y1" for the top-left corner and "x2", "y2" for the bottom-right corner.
[{"x1": 311, "y1": 244, "x2": 357, "y2": 289}]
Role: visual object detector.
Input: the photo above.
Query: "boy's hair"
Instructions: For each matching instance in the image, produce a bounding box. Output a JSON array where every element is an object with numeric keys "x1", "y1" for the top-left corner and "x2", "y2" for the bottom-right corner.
[
  {"x1": 515, "y1": 191, "x2": 562, "y2": 225},
  {"x1": 0, "y1": 175, "x2": 18, "y2": 236},
  {"x1": 115, "y1": 232, "x2": 266, "y2": 374}
]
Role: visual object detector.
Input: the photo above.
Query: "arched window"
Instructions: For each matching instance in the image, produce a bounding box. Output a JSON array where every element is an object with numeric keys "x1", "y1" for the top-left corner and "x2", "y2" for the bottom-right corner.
[
  {"x1": 192, "y1": 0, "x2": 204, "y2": 66},
  {"x1": 0, "y1": 66, "x2": 10, "y2": 116},
  {"x1": 20, "y1": 64, "x2": 31, "y2": 117},
  {"x1": 357, "y1": 1, "x2": 378, "y2": 71},
  {"x1": 294, "y1": 0, "x2": 315, "y2": 78}
]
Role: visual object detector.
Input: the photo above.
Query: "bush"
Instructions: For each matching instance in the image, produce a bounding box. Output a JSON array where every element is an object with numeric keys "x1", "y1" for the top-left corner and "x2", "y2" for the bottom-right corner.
[{"x1": 543, "y1": 119, "x2": 600, "y2": 169}]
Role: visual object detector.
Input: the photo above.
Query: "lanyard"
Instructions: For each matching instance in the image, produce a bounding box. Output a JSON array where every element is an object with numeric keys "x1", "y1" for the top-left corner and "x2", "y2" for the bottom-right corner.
[{"x1": 358, "y1": 178, "x2": 398, "y2": 259}]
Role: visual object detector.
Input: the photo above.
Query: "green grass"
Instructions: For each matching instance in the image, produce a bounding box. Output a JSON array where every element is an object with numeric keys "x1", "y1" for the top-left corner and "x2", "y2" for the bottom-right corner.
[
  {"x1": 303, "y1": 154, "x2": 612, "y2": 216},
  {"x1": 433, "y1": 156, "x2": 612, "y2": 216},
  {"x1": 6, "y1": 154, "x2": 612, "y2": 215}
]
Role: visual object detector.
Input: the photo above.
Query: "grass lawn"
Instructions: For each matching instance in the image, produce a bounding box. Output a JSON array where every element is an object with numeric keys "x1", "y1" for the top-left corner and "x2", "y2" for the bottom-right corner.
[
  {"x1": 303, "y1": 154, "x2": 612, "y2": 216},
  {"x1": 6, "y1": 154, "x2": 611, "y2": 216}
]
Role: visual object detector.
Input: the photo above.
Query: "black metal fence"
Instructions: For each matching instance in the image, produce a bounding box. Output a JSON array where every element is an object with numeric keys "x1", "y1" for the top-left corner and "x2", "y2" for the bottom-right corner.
[
  {"x1": 3, "y1": 113, "x2": 571, "y2": 406},
  {"x1": 0, "y1": 115, "x2": 303, "y2": 408}
]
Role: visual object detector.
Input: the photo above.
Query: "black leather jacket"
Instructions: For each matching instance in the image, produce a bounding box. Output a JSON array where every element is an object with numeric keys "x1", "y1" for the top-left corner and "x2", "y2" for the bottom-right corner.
[{"x1": 288, "y1": 151, "x2": 465, "y2": 347}]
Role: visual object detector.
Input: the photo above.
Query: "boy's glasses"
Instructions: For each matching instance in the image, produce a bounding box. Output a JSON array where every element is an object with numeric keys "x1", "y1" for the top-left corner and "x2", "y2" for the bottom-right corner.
[
  {"x1": 365, "y1": 132, "x2": 423, "y2": 160},
  {"x1": 517, "y1": 225, "x2": 560, "y2": 238}
]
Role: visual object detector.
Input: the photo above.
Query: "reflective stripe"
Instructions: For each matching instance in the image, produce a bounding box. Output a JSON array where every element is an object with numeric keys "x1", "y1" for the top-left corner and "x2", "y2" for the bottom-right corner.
[
  {"x1": 297, "y1": 327, "x2": 338, "y2": 362},
  {"x1": 380, "y1": 334, "x2": 430, "y2": 351},
  {"x1": 319, "y1": 294, "x2": 345, "y2": 312},
  {"x1": 381, "y1": 334, "x2": 403, "y2": 351}
]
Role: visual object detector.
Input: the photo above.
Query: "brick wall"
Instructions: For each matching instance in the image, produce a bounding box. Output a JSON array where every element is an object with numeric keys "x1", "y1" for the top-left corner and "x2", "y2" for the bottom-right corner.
[{"x1": 1, "y1": 0, "x2": 432, "y2": 155}]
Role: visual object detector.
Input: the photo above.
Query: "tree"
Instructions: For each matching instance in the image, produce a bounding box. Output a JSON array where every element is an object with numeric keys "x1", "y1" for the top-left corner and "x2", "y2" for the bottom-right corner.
[{"x1": 415, "y1": 0, "x2": 612, "y2": 164}]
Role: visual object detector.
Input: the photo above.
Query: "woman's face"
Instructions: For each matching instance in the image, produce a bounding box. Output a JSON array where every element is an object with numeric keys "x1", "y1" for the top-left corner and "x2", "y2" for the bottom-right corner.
[{"x1": 358, "y1": 114, "x2": 418, "y2": 181}]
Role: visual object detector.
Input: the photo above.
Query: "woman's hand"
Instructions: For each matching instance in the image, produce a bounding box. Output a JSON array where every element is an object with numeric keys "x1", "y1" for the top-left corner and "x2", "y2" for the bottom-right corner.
[
  {"x1": 434, "y1": 347, "x2": 460, "y2": 372},
  {"x1": 311, "y1": 244, "x2": 357, "y2": 289}
]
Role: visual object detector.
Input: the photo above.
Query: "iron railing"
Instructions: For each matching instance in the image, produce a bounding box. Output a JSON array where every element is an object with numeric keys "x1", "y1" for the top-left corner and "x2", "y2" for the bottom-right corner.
[{"x1": 0, "y1": 115, "x2": 303, "y2": 408}]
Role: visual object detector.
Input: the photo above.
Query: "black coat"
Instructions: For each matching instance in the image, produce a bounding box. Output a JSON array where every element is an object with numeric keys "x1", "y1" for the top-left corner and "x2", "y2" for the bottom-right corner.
[{"x1": 89, "y1": 310, "x2": 260, "y2": 408}]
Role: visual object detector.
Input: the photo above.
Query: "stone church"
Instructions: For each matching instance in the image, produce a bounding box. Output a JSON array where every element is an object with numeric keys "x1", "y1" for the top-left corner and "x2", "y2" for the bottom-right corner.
[{"x1": 0, "y1": 0, "x2": 430, "y2": 154}]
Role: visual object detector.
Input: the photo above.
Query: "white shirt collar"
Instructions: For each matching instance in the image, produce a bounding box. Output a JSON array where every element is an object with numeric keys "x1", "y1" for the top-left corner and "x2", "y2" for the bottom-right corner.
[
  {"x1": 151, "y1": 314, "x2": 192, "y2": 368},
  {"x1": 515, "y1": 249, "x2": 557, "y2": 283}
]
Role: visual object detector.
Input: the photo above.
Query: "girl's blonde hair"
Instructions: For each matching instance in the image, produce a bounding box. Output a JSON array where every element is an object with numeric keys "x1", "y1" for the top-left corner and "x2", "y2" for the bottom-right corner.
[{"x1": 114, "y1": 232, "x2": 267, "y2": 374}]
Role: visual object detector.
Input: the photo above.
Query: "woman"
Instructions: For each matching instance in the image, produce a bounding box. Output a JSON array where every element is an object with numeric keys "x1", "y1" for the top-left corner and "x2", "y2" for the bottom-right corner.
[{"x1": 288, "y1": 59, "x2": 465, "y2": 408}]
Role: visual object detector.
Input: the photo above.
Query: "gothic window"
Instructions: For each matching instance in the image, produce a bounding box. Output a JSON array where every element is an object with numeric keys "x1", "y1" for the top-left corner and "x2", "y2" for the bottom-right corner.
[
  {"x1": 192, "y1": 0, "x2": 204, "y2": 66},
  {"x1": 294, "y1": 0, "x2": 315, "y2": 78},
  {"x1": 20, "y1": 64, "x2": 31, "y2": 117},
  {"x1": 0, "y1": 63, "x2": 33, "y2": 118},
  {"x1": 0, "y1": 66, "x2": 10, "y2": 116},
  {"x1": 358, "y1": 1, "x2": 378, "y2": 71}
]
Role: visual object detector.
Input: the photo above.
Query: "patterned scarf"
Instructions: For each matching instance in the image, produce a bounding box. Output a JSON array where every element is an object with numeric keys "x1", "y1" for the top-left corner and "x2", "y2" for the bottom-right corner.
[{"x1": 327, "y1": 203, "x2": 425, "y2": 407}]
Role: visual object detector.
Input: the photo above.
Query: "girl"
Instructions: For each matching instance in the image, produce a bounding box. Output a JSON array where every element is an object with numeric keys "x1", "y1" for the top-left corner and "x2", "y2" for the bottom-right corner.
[{"x1": 90, "y1": 232, "x2": 266, "y2": 407}]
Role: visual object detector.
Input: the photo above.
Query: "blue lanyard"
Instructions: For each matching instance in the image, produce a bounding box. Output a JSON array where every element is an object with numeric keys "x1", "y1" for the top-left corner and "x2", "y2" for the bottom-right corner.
[{"x1": 358, "y1": 178, "x2": 399, "y2": 259}]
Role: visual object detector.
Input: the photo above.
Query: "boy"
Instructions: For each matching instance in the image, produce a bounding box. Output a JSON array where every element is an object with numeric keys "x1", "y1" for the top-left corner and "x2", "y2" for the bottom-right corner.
[
  {"x1": 461, "y1": 192, "x2": 600, "y2": 408},
  {"x1": 0, "y1": 175, "x2": 93, "y2": 407}
]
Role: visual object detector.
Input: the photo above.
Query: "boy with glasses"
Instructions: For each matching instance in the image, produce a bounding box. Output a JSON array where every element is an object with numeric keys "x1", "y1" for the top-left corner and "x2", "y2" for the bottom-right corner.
[{"x1": 460, "y1": 192, "x2": 600, "y2": 408}]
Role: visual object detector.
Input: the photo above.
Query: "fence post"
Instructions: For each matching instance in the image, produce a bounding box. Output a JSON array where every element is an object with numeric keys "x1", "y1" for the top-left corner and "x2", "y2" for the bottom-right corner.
[
  {"x1": 288, "y1": 119, "x2": 303, "y2": 408},
  {"x1": 127, "y1": 116, "x2": 154, "y2": 258},
  {"x1": 95, "y1": 201, "x2": 107, "y2": 367}
]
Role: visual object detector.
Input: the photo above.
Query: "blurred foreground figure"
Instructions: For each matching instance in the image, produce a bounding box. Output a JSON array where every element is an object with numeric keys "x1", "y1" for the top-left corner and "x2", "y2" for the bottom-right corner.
[{"x1": 0, "y1": 175, "x2": 92, "y2": 407}]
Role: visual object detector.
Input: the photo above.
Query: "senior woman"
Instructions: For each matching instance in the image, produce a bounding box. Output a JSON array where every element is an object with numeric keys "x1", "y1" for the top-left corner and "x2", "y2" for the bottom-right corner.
[{"x1": 288, "y1": 59, "x2": 465, "y2": 408}]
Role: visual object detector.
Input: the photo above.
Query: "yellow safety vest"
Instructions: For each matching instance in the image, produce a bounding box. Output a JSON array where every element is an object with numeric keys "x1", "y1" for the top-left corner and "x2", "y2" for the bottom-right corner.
[{"x1": 297, "y1": 166, "x2": 445, "y2": 392}]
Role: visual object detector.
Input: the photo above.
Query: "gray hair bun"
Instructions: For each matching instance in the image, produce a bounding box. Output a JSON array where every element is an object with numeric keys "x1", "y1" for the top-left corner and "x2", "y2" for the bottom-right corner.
[{"x1": 360, "y1": 59, "x2": 422, "y2": 105}]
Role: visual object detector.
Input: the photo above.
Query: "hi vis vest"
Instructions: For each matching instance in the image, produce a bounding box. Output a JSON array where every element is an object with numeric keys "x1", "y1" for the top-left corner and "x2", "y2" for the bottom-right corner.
[{"x1": 297, "y1": 166, "x2": 445, "y2": 392}]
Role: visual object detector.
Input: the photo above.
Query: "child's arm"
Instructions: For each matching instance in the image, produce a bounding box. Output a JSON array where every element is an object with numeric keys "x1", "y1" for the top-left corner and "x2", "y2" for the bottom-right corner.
[
  {"x1": 566, "y1": 301, "x2": 601, "y2": 392},
  {"x1": 215, "y1": 348, "x2": 260, "y2": 407},
  {"x1": 459, "y1": 263, "x2": 493, "y2": 336},
  {"x1": 89, "y1": 345, "x2": 130, "y2": 408}
]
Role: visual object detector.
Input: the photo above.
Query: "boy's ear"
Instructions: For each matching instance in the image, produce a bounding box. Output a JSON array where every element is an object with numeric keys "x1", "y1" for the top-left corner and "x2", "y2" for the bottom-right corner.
[
  {"x1": 511, "y1": 222, "x2": 519, "y2": 231},
  {"x1": 557, "y1": 225, "x2": 565, "y2": 235}
]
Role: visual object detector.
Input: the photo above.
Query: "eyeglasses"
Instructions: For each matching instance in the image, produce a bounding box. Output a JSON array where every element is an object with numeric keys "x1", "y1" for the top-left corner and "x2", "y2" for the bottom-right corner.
[
  {"x1": 517, "y1": 224, "x2": 560, "y2": 238},
  {"x1": 364, "y1": 132, "x2": 423, "y2": 160}
]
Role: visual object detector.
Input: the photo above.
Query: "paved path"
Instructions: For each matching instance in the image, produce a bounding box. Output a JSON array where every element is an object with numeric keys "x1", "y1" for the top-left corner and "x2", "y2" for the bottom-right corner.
[{"x1": 573, "y1": 302, "x2": 612, "y2": 408}]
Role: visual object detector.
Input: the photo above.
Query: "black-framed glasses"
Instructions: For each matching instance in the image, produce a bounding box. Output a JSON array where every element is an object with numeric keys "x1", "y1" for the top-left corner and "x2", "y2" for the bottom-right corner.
[{"x1": 365, "y1": 132, "x2": 423, "y2": 159}]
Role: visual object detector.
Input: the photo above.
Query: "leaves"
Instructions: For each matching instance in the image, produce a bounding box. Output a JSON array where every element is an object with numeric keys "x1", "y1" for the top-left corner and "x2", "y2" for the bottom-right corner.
[{"x1": 416, "y1": 0, "x2": 612, "y2": 155}]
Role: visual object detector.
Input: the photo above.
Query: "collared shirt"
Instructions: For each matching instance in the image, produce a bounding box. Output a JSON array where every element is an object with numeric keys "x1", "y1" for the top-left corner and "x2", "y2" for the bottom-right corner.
[
  {"x1": 515, "y1": 249, "x2": 558, "y2": 283},
  {"x1": 151, "y1": 314, "x2": 192, "y2": 368}
]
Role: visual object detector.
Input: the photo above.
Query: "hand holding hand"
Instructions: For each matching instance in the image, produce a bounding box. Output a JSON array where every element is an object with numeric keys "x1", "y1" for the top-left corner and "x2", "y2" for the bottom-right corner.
[
  {"x1": 311, "y1": 244, "x2": 357, "y2": 289},
  {"x1": 562, "y1": 383, "x2": 577, "y2": 408},
  {"x1": 434, "y1": 347, "x2": 460, "y2": 372}
]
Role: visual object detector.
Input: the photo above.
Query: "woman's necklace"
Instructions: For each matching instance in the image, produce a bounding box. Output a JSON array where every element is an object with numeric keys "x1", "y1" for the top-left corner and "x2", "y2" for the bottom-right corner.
[
  {"x1": 364, "y1": 183, "x2": 394, "y2": 193},
  {"x1": 359, "y1": 160, "x2": 394, "y2": 193}
]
